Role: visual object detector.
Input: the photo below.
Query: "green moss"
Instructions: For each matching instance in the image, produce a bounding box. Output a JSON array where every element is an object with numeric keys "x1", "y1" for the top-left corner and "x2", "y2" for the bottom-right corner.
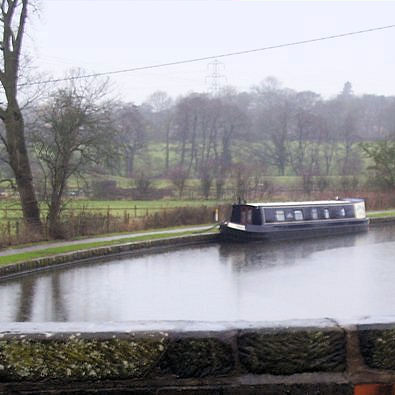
[
  {"x1": 161, "y1": 338, "x2": 234, "y2": 378},
  {"x1": 0, "y1": 336, "x2": 167, "y2": 381},
  {"x1": 359, "y1": 329, "x2": 395, "y2": 370},
  {"x1": 238, "y1": 329, "x2": 346, "y2": 375}
]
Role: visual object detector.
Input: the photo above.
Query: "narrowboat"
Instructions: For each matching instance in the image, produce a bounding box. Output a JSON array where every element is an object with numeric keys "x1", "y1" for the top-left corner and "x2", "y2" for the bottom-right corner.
[{"x1": 220, "y1": 198, "x2": 369, "y2": 241}]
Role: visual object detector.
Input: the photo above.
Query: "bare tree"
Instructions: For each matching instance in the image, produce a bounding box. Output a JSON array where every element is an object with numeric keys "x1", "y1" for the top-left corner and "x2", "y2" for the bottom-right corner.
[
  {"x1": 0, "y1": 0, "x2": 41, "y2": 228},
  {"x1": 214, "y1": 96, "x2": 249, "y2": 199},
  {"x1": 198, "y1": 159, "x2": 215, "y2": 199},
  {"x1": 114, "y1": 103, "x2": 146, "y2": 177},
  {"x1": 315, "y1": 101, "x2": 339, "y2": 176},
  {"x1": 146, "y1": 91, "x2": 174, "y2": 172},
  {"x1": 252, "y1": 79, "x2": 294, "y2": 176},
  {"x1": 168, "y1": 165, "x2": 189, "y2": 199},
  {"x1": 287, "y1": 92, "x2": 320, "y2": 176},
  {"x1": 32, "y1": 75, "x2": 114, "y2": 237},
  {"x1": 336, "y1": 82, "x2": 362, "y2": 175}
]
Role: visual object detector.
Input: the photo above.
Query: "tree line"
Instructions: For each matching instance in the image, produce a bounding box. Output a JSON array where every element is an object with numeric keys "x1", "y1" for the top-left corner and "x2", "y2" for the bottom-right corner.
[{"x1": 139, "y1": 79, "x2": 395, "y2": 195}]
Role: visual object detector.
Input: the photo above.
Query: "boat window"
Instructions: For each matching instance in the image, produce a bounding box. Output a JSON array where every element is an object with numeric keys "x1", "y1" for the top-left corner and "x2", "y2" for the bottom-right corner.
[
  {"x1": 230, "y1": 206, "x2": 241, "y2": 223},
  {"x1": 324, "y1": 208, "x2": 330, "y2": 219},
  {"x1": 247, "y1": 209, "x2": 252, "y2": 224},
  {"x1": 339, "y1": 207, "x2": 346, "y2": 217},
  {"x1": 252, "y1": 207, "x2": 263, "y2": 225},
  {"x1": 275, "y1": 210, "x2": 285, "y2": 221},
  {"x1": 294, "y1": 210, "x2": 303, "y2": 221},
  {"x1": 286, "y1": 211, "x2": 294, "y2": 220},
  {"x1": 311, "y1": 208, "x2": 318, "y2": 220},
  {"x1": 240, "y1": 206, "x2": 254, "y2": 225},
  {"x1": 240, "y1": 209, "x2": 247, "y2": 224}
]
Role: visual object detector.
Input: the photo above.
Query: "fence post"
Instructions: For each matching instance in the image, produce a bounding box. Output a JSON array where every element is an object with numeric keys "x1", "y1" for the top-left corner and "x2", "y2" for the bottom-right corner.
[
  {"x1": 106, "y1": 206, "x2": 110, "y2": 233},
  {"x1": 15, "y1": 221, "x2": 19, "y2": 241},
  {"x1": 7, "y1": 221, "x2": 11, "y2": 243},
  {"x1": 146, "y1": 208, "x2": 149, "y2": 216},
  {"x1": 214, "y1": 208, "x2": 219, "y2": 222},
  {"x1": 134, "y1": 205, "x2": 137, "y2": 217}
]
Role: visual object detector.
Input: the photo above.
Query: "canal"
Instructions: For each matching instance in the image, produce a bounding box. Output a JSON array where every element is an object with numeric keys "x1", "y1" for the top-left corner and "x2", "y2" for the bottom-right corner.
[{"x1": 1, "y1": 225, "x2": 394, "y2": 322}]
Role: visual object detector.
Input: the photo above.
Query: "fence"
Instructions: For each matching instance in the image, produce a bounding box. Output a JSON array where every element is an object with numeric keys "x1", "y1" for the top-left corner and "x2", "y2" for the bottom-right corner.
[
  {"x1": 0, "y1": 205, "x2": 197, "y2": 220},
  {"x1": 0, "y1": 204, "x2": 229, "y2": 248}
]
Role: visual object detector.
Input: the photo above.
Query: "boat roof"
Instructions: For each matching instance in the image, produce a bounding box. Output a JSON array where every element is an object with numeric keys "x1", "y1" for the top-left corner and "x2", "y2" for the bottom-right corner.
[{"x1": 239, "y1": 199, "x2": 363, "y2": 208}]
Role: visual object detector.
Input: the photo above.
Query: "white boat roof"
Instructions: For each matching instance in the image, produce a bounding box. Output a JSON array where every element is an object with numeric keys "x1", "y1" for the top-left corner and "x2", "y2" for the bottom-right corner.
[{"x1": 245, "y1": 199, "x2": 357, "y2": 207}]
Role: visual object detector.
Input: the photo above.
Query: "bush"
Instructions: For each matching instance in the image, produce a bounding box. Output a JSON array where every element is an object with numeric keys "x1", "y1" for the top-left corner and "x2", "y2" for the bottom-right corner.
[{"x1": 91, "y1": 180, "x2": 117, "y2": 199}]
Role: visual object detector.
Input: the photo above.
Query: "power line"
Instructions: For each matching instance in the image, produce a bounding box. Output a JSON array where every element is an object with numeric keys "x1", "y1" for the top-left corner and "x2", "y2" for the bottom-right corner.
[{"x1": 19, "y1": 24, "x2": 395, "y2": 87}]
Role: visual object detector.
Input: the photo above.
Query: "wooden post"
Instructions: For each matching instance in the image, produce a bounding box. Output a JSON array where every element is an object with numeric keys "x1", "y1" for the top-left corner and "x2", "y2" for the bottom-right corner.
[
  {"x1": 7, "y1": 221, "x2": 11, "y2": 243},
  {"x1": 106, "y1": 206, "x2": 110, "y2": 233},
  {"x1": 15, "y1": 221, "x2": 19, "y2": 241},
  {"x1": 134, "y1": 205, "x2": 137, "y2": 217}
]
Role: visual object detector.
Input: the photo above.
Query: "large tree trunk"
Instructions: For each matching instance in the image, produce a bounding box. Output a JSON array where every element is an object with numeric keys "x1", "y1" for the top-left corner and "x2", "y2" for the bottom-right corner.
[
  {"x1": 5, "y1": 104, "x2": 41, "y2": 229},
  {"x1": 0, "y1": 0, "x2": 42, "y2": 231}
]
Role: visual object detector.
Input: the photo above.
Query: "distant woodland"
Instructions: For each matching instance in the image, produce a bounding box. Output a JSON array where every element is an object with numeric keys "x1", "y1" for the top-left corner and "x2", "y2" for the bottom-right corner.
[{"x1": 1, "y1": 77, "x2": 395, "y2": 201}]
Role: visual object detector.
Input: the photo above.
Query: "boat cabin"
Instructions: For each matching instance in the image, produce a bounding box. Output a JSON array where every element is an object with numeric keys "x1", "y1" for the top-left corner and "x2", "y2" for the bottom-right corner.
[
  {"x1": 221, "y1": 199, "x2": 368, "y2": 240},
  {"x1": 230, "y1": 199, "x2": 366, "y2": 226}
]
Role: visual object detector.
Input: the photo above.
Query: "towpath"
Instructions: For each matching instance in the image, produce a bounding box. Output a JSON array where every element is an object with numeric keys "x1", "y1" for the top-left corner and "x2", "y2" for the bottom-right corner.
[{"x1": 0, "y1": 225, "x2": 216, "y2": 257}]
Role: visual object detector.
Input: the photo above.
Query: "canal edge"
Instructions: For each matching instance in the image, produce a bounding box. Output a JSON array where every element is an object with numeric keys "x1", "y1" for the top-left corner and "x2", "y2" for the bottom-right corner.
[
  {"x1": 0, "y1": 233, "x2": 220, "y2": 281},
  {"x1": 0, "y1": 215, "x2": 394, "y2": 281}
]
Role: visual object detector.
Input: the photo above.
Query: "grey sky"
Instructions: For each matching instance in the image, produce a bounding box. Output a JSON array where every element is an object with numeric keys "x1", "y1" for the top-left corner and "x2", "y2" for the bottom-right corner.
[{"x1": 27, "y1": 0, "x2": 395, "y2": 103}]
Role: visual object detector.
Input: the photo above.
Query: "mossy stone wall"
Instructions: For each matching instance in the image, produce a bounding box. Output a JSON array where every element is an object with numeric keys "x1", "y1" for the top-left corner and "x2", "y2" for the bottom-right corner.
[{"x1": 0, "y1": 321, "x2": 394, "y2": 393}]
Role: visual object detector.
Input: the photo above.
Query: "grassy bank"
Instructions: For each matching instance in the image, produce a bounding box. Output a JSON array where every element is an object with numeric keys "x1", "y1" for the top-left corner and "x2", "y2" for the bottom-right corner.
[
  {"x1": 0, "y1": 227, "x2": 219, "y2": 266},
  {"x1": 368, "y1": 210, "x2": 395, "y2": 218}
]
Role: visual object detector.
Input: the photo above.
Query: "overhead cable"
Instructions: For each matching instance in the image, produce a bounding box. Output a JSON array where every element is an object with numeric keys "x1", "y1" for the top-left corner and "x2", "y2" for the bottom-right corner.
[{"x1": 19, "y1": 24, "x2": 395, "y2": 87}]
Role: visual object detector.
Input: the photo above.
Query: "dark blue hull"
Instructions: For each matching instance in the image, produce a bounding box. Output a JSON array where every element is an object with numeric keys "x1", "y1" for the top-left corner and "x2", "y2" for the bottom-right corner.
[{"x1": 220, "y1": 219, "x2": 369, "y2": 242}]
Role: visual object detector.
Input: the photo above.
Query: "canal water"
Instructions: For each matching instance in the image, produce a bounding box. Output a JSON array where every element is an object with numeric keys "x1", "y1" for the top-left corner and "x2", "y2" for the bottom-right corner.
[{"x1": 1, "y1": 225, "x2": 395, "y2": 323}]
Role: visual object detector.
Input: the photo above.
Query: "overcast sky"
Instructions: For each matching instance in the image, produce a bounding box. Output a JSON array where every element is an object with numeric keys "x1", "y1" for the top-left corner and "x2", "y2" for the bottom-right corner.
[{"x1": 26, "y1": 0, "x2": 395, "y2": 103}]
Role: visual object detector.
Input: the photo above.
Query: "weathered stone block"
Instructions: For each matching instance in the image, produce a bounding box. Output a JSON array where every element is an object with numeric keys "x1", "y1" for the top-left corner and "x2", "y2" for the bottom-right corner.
[
  {"x1": 160, "y1": 337, "x2": 234, "y2": 378},
  {"x1": 158, "y1": 388, "x2": 224, "y2": 394},
  {"x1": 0, "y1": 335, "x2": 167, "y2": 382},
  {"x1": 225, "y1": 383, "x2": 353, "y2": 394},
  {"x1": 359, "y1": 324, "x2": 395, "y2": 370},
  {"x1": 238, "y1": 328, "x2": 346, "y2": 375}
]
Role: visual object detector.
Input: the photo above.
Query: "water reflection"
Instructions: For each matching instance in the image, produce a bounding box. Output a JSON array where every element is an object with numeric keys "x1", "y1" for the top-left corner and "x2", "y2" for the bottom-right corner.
[
  {"x1": 220, "y1": 233, "x2": 359, "y2": 272},
  {"x1": 1, "y1": 225, "x2": 395, "y2": 322}
]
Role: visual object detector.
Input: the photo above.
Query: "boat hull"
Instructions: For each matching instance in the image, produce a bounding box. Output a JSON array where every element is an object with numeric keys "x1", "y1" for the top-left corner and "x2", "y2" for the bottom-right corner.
[{"x1": 220, "y1": 219, "x2": 369, "y2": 242}]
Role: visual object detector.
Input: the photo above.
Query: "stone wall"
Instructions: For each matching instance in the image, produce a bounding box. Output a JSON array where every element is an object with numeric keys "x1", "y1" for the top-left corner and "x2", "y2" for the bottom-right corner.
[{"x1": 0, "y1": 320, "x2": 395, "y2": 393}]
